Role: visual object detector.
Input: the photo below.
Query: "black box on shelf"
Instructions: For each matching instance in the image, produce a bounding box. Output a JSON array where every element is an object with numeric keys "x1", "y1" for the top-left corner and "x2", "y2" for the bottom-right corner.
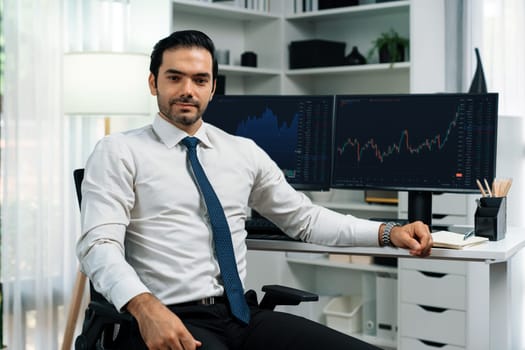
[
  {"x1": 318, "y1": 0, "x2": 359, "y2": 10},
  {"x1": 289, "y1": 39, "x2": 346, "y2": 69}
]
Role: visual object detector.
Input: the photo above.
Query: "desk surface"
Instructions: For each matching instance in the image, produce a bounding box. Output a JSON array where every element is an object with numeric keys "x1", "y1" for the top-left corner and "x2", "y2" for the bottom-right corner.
[{"x1": 246, "y1": 227, "x2": 525, "y2": 263}]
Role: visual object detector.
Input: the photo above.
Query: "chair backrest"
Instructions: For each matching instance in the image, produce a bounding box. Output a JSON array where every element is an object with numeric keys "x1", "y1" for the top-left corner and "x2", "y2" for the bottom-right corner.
[
  {"x1": 73, "y1": 168, "x2": 85, "y2": 207},
  {"x1": 73, "y1": 168, "x2": 107, "y2": 303}
]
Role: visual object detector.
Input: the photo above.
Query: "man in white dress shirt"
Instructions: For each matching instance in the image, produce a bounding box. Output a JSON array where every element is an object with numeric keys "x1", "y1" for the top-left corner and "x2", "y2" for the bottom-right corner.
[{"x1": 77, "y1": 30, "x2": 432, "y2": 350}]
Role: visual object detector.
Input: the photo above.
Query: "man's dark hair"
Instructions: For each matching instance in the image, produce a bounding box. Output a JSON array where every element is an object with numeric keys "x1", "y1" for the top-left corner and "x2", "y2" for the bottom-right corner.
[{"x1": 150, "y1": 30, "x2": 218, "y2": 86}]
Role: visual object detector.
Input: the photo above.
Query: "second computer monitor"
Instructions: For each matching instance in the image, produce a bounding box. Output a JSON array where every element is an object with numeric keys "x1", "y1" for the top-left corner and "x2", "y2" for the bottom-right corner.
[
  {"x1": 332, "y1": 93, "x2": 498, "y2": 225},
  {"x1": 331, "y1": 93, "x2": 498, "y2": 193},
  {"x1": 203, "y1": 95, "x2": 334, "y2": 190}
]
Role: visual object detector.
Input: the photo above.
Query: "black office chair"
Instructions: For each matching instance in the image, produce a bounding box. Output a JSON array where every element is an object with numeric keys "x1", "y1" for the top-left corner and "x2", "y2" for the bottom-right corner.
[{"x1": 73, "y1": 168, "x2": 318, "y2": 350}]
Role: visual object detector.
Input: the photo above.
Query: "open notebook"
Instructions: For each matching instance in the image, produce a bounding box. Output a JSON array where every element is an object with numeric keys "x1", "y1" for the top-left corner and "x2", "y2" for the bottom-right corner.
[{"x1": 432, "y1": 231, "x2": 488, "y2": 249}]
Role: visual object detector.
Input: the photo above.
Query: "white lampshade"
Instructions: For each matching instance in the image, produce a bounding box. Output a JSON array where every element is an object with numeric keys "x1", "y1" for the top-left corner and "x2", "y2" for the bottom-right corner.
[{"x1": 63, "y1": 52, "x2": 151, "y2": 115}]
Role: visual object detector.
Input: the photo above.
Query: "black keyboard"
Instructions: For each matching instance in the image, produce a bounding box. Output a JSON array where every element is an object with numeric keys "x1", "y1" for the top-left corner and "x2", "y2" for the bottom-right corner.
[{"x1": 245, "y1": 217, "x2": 298, "y2": 241}]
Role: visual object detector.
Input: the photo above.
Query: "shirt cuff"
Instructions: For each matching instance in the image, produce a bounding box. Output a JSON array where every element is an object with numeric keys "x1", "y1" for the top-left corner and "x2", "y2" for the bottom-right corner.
[
  {"x1": 110, "y1": 277, "x2": 151, "y2": 312},
  {"x1": 351, "y1": 217, "x2": 382, "y2": 246}
]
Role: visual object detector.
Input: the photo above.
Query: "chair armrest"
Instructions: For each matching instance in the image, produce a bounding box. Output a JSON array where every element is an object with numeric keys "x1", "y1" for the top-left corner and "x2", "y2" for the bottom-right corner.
[
  {"x1": 259, "y1": 284, "x2": 318, "y2": 310},
  {"x1": 89, "y1": 300, "x2": 133, "y2": 322},
  {"x1": 75, "y1": 300, "x2": 133, "y2": 350}
]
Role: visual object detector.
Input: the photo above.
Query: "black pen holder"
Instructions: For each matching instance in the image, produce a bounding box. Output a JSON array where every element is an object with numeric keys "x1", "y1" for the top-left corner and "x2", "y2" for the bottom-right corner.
[{"x1": 474, "y1": 197, "x2": 507, "y2": 241}]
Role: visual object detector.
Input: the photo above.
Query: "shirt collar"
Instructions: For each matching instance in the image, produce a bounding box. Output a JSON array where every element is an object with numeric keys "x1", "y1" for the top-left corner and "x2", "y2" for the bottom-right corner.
[{"x1": 152, "y1": 113, "x2": 213, "y2": 149}]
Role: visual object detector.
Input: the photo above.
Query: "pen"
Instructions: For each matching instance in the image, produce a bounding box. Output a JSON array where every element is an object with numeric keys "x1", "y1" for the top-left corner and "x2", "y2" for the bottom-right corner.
[{"x1": 463, "y1": 230, "x2": 475, "y2": 241}]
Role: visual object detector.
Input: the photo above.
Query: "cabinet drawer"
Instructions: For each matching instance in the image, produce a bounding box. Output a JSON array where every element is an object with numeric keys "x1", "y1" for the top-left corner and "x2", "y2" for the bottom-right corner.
[
  {"x1": 399, "y1": 258, "x2": 467, "y2": 275},
  {"x1": 400, "y1": 337, "x2": 465, "y2": 350},
  {"x1": 400, "y1": 269, "x2": 466, "y2": 309},
  {"x1": 400, "y1": 303, "x2": 466, "y2": 346},
  {"x1": 432, "y1": 193, "x2": 469, "y2": 215},
  {"x1": 431, "y1": 214, "x2": 470, "y2": 226},
  {"x1": 399, "y1": 192, "x2": 469, "y2": 216}
]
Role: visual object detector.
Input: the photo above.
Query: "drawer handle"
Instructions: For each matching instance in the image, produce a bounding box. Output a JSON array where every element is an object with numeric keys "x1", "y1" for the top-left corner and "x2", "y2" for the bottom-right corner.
[
  {"x1": 432, "y1": 214, "x2": 447, "y2": 219},
  {"x1": 419, "y1": 305, "x2": 447, "y2": 313},
  {"x1": 420, "y1": 271, "x2": 447, "y2": 278},
  {"x1": 419, "y1": 339, "x2": 447, "y2": 348}
]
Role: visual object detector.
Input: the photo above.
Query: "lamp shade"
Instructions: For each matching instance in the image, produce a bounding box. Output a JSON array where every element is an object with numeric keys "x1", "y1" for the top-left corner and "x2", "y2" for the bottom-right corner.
[{"x1": 63, "y1": 52, "x2": 151, "y2": 115}]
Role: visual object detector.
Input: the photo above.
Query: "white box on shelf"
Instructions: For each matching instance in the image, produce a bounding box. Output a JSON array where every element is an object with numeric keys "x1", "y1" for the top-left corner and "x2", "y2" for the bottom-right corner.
[{"x1": 323, "y1": 295, "x2": 363, "y2": 334}]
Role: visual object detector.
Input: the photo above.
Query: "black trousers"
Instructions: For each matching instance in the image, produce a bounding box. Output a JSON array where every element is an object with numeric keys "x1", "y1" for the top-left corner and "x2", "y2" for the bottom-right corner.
[{"x1": 115, "y1": 292, "x2": 380, "y2": 350}]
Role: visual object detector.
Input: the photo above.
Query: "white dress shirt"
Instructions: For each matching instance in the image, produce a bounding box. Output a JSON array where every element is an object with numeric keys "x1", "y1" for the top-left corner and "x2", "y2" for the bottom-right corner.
[{"x1": 76, "y1": 114, "x2": 381, "y2": 311}]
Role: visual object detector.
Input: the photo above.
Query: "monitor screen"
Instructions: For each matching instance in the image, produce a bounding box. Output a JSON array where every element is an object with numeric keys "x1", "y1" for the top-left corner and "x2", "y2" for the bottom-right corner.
[
  {"x1": 331, "y1": 93, "x2": 498, "y2": 224},
  {"x1": 203, "y1": 95, "x2": 334, "y2": 190}
]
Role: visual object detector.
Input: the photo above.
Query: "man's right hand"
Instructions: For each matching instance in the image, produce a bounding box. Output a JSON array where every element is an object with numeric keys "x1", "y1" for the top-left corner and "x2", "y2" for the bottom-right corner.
[{"x1": 126, "y1": 293, "x2": 202, "y2": 350}]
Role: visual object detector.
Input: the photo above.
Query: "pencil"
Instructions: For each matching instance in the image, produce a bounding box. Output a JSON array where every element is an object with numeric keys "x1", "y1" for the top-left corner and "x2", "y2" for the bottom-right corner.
[
  {"x1": 493, "y1": 179, "x2": 500, "y2": 197},
  {"x1": 502, "y1": 178, "x2": 513, "y2": 196},
  {"x1": 484, "y1": 178, "x2": 493, "y2": 197},
  {"x1": 491, "y1": 178, "x2": 513, "y2": 197},
  {"x1": 476, "y1": 179, "x2": 486, "y2": 197}
]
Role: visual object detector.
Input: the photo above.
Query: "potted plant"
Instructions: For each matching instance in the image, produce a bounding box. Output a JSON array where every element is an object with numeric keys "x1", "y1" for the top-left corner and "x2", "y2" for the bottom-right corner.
[{"x1": 367, "y1": 28, "x2": 409, "y2": 65}]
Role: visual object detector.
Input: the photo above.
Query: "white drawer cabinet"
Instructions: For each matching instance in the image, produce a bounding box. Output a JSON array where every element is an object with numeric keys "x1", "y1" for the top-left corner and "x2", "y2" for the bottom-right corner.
[
  {"x1": 398, "y1": 258, "x2": 489, "y2": 349},
  {"x1": 400, "y1": 258, "x2": 468, "y2": 348}
]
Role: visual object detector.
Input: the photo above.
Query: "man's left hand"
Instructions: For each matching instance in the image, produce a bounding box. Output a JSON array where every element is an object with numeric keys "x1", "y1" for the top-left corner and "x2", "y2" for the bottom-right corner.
[{"x1": 389, "y1": 221, "x2": 433, "y2": 257}]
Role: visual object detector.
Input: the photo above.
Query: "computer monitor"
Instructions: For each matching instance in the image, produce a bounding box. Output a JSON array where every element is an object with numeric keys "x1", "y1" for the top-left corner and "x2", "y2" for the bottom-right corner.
[
  {"x1": 203, "y1": 95, "x2": 334, "y2": 190},
  {"x1": 331, "y1": 93, "x2": 499, "y2": 226}
]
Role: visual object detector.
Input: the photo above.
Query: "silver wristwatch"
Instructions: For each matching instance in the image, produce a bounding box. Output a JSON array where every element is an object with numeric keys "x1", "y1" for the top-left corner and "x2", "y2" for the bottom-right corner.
[{"x1": 382, "y1": 222, "x2": 401, "y2": 246}]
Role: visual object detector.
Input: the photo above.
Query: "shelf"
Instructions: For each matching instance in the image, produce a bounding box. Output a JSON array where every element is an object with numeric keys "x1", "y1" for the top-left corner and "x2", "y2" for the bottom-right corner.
[
  {"x1": 172, "y1": 0, "x2": 280, "y2": 21},
  {"x1": 286, "y1": 62, "x2": 410, "y2": 76},
  {"x1": 219, "y1": 64, "x2": 281, "y2": 77},
  {"x1": 286, "y1": 0, "x2": 409, "y2": 22},
  {"x1": 287, "y1": 256, "x2": 397, "y2": 274},
  {"x1": 352, "y1": 333, "x2": 397, "y2": 349}
]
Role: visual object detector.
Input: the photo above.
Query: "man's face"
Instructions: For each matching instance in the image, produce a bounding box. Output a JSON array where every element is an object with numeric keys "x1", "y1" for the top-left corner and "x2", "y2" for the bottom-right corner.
[{"x1": 149, "y1": 47, "x2": 216, "y2": 134}]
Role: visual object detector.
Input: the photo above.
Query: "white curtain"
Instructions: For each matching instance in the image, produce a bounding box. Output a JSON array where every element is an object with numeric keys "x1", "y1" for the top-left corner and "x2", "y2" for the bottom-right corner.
[
  {"x1": 1, "y1": 0, "x2": 139, "y2": 349},
  {"x1": 1, "y1": 0, "x2": 76, "y2": 349}
]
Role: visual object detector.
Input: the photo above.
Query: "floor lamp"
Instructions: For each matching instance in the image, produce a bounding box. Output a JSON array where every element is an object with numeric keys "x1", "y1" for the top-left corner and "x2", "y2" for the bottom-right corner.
[{"x1": 61, "y1": 52, "x2": 151, "y2": 349}]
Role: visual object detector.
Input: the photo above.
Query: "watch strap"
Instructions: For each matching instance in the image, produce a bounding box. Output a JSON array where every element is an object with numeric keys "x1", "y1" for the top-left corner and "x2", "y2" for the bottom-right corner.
[{"x1": 382, "y1": 222, "x2": 401, "y2": 246}]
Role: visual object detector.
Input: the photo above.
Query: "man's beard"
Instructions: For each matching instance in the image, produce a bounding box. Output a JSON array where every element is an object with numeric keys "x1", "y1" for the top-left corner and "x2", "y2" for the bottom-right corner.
[
  {"x1": 162, "y1": 96, "x2": 203, "y2": 126},
  {"x1": 174, "y1": 113, "x2": 202, "y2": 126}
]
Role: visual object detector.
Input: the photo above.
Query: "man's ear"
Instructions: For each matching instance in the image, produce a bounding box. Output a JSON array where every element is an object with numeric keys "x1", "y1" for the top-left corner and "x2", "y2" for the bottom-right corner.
[{"x1": 148, "y1": 73, "x2": 157, "y2": 96}]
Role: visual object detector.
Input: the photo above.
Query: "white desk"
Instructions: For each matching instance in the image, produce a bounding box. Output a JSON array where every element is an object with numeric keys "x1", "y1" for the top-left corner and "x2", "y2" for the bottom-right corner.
[{"x1": 247, "y1": 227, "x2": 525, "y2": 350}]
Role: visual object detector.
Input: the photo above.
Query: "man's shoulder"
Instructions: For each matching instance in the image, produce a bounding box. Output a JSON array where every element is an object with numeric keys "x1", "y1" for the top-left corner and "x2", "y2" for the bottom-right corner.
[
  {"x1": 120, "y1": 124, "x2": 154, "y2": 138},
  {"x1": 205, "y1": 122, "x2": 257, "y2": 147},
  {"x1": 94, "y1": 124, "x2": 155, "y2": 152},
  {"x1": 105, "y1": 124, "x2": 155, "y2": 143}
]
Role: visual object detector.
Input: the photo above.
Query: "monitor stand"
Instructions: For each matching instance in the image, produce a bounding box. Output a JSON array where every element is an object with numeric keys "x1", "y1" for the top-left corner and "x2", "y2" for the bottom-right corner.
[{"x1": 408, "y1": 191, "x2": 432, "y2": 227}]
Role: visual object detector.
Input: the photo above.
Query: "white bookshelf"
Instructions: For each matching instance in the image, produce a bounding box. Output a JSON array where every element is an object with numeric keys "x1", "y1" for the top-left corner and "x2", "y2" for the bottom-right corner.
[{"x1": 170, "y1": 0, "x2": 411, "y2": 95}]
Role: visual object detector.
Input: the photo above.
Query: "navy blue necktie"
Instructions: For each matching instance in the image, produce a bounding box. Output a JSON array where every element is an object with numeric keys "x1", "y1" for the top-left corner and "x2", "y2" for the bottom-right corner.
[{"x1": 181, "y1": 136, "x2": 250, "y2": 324}]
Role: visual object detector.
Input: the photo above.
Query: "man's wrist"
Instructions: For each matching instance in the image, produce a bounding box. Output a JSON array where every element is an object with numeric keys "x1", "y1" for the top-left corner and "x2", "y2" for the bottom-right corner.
[
  {"x1": 126, "y1": 292, "x2": 157, "y2": 316},
  {"x1": 381, "y1": 222, "x2": 401, "y2": 247}
]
